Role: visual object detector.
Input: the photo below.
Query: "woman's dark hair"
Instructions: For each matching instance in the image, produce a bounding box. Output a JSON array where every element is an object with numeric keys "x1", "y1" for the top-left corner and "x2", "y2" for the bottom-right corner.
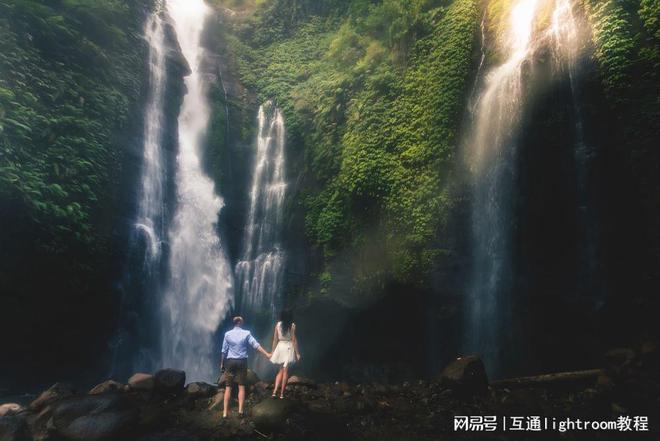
[{"x1": 280, "y1": 309, "x2": 293, "y2": 335}]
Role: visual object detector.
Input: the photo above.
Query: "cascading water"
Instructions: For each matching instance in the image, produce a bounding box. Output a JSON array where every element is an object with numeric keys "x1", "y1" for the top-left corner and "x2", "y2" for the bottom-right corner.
[
  {"x1": 235, "y1": 102, "x2": 287, "y2": 317},
  {"x1": 161, "y1": 0, "x2": 233, "y2": 382},
  {"x1": 136, "y1": 8, "x2": 168, "y2": 265},
  {"x1": 464, "y1": 0, "x2": 541, "y2": 374},
  {"x1": 463, "y1": 0, "x2": 590, "y2": 375}
]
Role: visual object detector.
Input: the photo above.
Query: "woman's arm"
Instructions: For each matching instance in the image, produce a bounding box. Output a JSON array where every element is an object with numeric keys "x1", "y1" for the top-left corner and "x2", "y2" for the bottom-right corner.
[{"x1": 292, "y1": 324, "x2": 301, "y2": 361}]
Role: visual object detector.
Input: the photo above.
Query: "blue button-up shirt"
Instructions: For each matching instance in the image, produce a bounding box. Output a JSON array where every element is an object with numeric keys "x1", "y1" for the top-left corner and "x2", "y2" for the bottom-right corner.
[{"x1": 222, "y1": 326, "x2": 261, "y2": 360}]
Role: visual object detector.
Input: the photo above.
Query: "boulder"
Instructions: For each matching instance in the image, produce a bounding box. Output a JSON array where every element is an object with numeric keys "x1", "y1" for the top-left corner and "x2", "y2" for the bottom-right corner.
[
  {"x1": 440, "y1": 356, "x2": 489, "y2": 396},
  {"x1": 29, "y1": 383, "x2": 75, "y2": 411},
  {"x1": 154, "y1": 369, "x2": 186, "y2": 395},
  {"x1": 50, "y1": 394, "x2": 137, "y2": 441},
  {"x1": 208, "y1": 392, "x2": 224, "y2": 411},
  {"x1": 251, "y1": 399, "x2": 294, "y2": 428},
  {"x1": 0, "y1": 404, "x2": 24, "y2": 418},
  {"x1": 128, "y1": 373, "x2": 155, "y2": 392},
  {"x1": 184, "y1": 382, "x2": 216, "y2": 398},
  {"x1": 0, "y1": 415, "x2": 32, "y2": 441},
  {"x1": 287, "y1": 376, "x2": 316, "y2": 387},
  {"x1": 89, "y1": 380, "x2": 126, "y2": 395}
]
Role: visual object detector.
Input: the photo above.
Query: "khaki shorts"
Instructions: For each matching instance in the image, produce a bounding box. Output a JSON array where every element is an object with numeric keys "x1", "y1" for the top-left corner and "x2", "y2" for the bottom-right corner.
[{"x1": 224, "y1": 358, "x2": 247, "y2": 386}]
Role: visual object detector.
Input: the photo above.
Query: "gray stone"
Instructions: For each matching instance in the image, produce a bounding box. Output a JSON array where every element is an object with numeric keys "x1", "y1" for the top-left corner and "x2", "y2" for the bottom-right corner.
[
  {"x1": 440, "y1": 356, "x2": 489, "y2": 396},
  {"x1": 0, "y1": 415, "x2": 32, "y2": 441},
  {"x1": 0, "y1": 404, "x2": 24, "y2": 418},
  {"x1": 29, "y1": 383, "x2": 75, "y2": 411},
  {"x1": 184, "y1": 382, "x2": 216, "y2": 398},
  {"x1": 287, "y1": 376, "x2": 316, "y2": 387},
  {"x1": 251, "y1": 399, "x2": 294, "y2": 428},
  {"x1": 50, "y1": 394, "x2": 137, "y2": 441},
  {"x1": 128, "y1": 373, "x2": 155, "y2": 391},
  {"x1": 89, "y1": 380, "x2": 126, "y2": 395},
  {"x1": 154, "y1": 369, "x2": 186, "y2": 395}
]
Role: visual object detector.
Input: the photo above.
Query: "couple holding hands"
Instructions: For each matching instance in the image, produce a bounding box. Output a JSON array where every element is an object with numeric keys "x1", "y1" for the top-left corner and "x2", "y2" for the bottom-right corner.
[{"x1": 220, "y1": 310, "x2": 301, "y2": 418}]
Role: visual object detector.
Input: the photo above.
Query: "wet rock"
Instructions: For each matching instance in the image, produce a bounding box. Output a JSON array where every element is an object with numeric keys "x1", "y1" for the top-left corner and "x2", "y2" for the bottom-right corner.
[
  {"x1": 50, "y1": 394, "x2": 137, "y2": 441},
  {"x1": 605, "y1": 348, "x2": 635, "y2": 369},
  {"x1": 154, "y1": 369, "x2": 186, "y2": 395},
  {"x1": 184, "y1": 382, "x2": 216, "y2": 398},
  {"x1": 0, "y1": 404, "x2": 24, "y2": 418},
  {"x1": 0, "y1": 415, "x2": 32, "y2": 441},
  {"x1": 89, "y1": 380, "x2": 126, "y2": 395},
  {"x1": 128, "y1": 373, "x2": 155, "y2": 392},
  {"x1": 29, "y1": 383, "x2": 75, "y2": 411},
  {"x1": 208, "y1": 392, "x2": 224, "y2": 411},
  {"x1": 440, "y1": 356, "x2": 489, "y2": 396},
  {"x1": 251, "y1": 398, "x2": 294, "y2": 428},
  {"x1": 287, "y1": 376, "x2": 316, "y2": 387}
]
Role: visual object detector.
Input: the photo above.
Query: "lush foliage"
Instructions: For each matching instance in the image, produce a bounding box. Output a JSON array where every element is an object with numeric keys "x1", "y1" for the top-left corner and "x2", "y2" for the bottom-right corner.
[
  {"x1": 0, "y1": 0, "x2": 145, "y2": 252},
  {"x1": 222, "y1": 0, "x2": 479, "y2": 296}
]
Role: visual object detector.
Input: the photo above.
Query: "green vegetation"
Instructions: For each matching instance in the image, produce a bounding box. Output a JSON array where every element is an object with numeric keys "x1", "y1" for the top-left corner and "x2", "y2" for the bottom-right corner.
[
  {"x1": 221, "y1": 0, "x2": 479, "y2": 296},
  {"x1": 0, "y1": 0, "x2": 145, "y2": 252}
]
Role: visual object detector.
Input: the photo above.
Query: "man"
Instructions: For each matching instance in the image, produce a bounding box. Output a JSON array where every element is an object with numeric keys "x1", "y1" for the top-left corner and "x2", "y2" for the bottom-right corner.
[{"x1": 220, "y1": 316, "x2": 271, "y2": 418}]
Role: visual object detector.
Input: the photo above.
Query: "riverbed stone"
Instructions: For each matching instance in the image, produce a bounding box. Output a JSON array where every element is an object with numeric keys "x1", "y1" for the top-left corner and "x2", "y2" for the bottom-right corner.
[
  {"x1": 89, "y1": 380, "x2": 126, "y2": 395},
  {"x1": 287, "y1": 376, "x2": 316, "y2": 387},
  {"x1": 0, "y1": 404, "x2": 24, "y2": 418},
  {"x1": 251, "y1": 398, "x2": 294, "y2": 428},
  {"x1": 440, "y1": 356, "x2": 489, "y2": 396},
  {"x1": 184, "y1": 382, "x2": 216, "y2": 398},
  {"x1": 154, "y1": 369, "x2": 186, "y2": 395},
  {"x1": 29, "y1": 383, "x2": 75, "y2": 411},
  {"x1": 50, "y1": 394, "x2": 137, "y2": 441},
  {"x1": 128, "y1": 373, "x2": 155, "y2": 391}
]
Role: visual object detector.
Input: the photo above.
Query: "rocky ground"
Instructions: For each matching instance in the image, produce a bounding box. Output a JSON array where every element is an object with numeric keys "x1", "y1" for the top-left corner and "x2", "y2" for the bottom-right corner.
[{"x1": 1, "y1": 344, "x2": 658, "y2": 441}]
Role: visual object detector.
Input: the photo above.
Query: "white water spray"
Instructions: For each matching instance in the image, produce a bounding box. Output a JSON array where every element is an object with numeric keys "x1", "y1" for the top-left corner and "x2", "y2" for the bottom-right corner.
[
  {"x1": 161, "y1": 0, "x2": 233, "y2": 382},
  {"x1": 235, "y1": 102, "x2": 287, "y2": 316}
]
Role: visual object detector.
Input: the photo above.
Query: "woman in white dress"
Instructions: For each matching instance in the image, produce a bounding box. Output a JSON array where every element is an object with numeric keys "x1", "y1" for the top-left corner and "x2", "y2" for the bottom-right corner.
[{"x1": 269, "y1": 309, "x2": 300, "y2": 399}]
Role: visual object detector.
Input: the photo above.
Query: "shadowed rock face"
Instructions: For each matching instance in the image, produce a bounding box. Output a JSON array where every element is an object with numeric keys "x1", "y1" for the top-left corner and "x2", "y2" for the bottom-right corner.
[
  {"x1": 440, "y1": 356, "x2": 489, "y2": 396},
  {"x1": 0, "y1": 414, "x2": 32, "y2": 441}
]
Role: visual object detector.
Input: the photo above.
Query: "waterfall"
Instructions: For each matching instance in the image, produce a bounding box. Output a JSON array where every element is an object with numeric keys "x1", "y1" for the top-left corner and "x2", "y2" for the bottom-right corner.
[
  {"x1": 235, "y1": 102, "x2": 287, "y2": 317},
  {"x1": 136, "y1": 9, "x2": 168, "y2": 265},
  {"x1": 464, "y1": 0, "x2": 540, "y2": 374},
  {"x1": 161, "y1": 0, "x2": 233, "y2": 382},
  {"x1": 463, "y1": 0, "x2": 592, "y2": 374}
]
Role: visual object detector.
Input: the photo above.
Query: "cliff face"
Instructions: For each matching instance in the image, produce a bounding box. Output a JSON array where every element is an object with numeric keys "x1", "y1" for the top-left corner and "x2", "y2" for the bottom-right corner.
[{"x1": 0, "y1": 0, "x2": 153, "y2": 387}]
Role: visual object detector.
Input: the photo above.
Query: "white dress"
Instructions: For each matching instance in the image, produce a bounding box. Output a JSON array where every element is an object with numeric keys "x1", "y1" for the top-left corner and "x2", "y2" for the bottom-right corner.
[{"x1": 270, "y1": 322, "x2": 297, "y2": 366}]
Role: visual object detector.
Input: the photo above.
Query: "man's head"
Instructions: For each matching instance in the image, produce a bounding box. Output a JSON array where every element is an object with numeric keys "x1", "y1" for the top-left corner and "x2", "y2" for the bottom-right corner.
[{"x1": 233, "y1": 316, "x2": 244, "y2": 327}]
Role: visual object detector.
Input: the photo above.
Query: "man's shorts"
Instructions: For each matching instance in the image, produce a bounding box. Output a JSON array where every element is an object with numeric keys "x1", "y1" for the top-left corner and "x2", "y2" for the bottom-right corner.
[{"x1": 224, "y1": 358, "x2": 247, "y2": 386}]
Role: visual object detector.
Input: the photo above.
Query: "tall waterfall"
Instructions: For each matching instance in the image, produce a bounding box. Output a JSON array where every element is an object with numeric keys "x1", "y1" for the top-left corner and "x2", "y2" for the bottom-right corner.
[
  {"x1": 235, "y1": 102, "x2": 287, "y2": 316},
  {"x1": 463, "y1": 0, "x2": 589, "y2": 374},
  {"x1": 136, "y1": 10, "x2": 168, "y2": 265},
  {"x1": 161, "y1": 0, "x2": 233, "y2": 382}
]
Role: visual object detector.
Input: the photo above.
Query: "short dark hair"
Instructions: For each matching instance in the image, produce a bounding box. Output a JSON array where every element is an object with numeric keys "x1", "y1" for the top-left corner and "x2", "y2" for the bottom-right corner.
[{"x1": 233, "y1": 316, "x2": 244, "y2": 326}]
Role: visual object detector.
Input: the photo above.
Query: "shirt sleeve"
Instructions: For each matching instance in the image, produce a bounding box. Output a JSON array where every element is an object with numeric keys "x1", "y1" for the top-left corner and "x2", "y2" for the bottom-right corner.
[
  {"x1": 247, "y1": 332, "x2": 261, "y2": 350},
  {"x1": 221, "y1": 333, "x2": 229, "y2": 357}
]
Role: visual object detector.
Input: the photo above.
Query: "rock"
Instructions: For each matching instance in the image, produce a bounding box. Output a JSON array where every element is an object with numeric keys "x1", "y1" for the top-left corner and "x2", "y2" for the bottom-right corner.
[
  {"x1": 89, "y1": 380, "x2": 126, "y2": 395},
  {"x1": 208, "y1": 392, "x2": 224, "y2": 411},
  {"x1": 184, "y1": 382, "x2": 216, "y2": 398},
  {"x1": 287, "y1": 376, "x2": 316, "y2": 387},
  {"x1": 440, "y1": 356, "x2": 489, "y2": 396},
  {"x1": 128, "y1": 373, "x2": 155, "y2": 391},
  {"x1": 50, "y1": 394, "x2": 137, "y2": 441},
  {"x1": 605, "y1": 348, "x2": 635, "y2": 369},
  {"x1": 154, "y1": 369, "x2": 186, "y2": 395},
  {"x1": 251, "y1": 399, "x2": 294, "y2": 428},
  {"x1": 29, "y1": 383, "x2": 75, "y2": 411},
  {"x1": 0, "y1": 415, "x2": 32, "y2": 441},
  {"x1": 0, "y1": 404, "x2": 24, "y2": 418}
]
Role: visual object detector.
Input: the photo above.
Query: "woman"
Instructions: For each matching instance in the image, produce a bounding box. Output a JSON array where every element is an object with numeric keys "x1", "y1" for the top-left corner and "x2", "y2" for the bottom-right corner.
[{"x1": 269, "y1": 309, "x2": 301, "y2": 399}]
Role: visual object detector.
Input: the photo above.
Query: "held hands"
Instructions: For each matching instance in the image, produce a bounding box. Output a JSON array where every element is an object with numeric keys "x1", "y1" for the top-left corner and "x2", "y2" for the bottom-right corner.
[{"x1": 296, "y1": 352, "x2": 301, "y2": 362}]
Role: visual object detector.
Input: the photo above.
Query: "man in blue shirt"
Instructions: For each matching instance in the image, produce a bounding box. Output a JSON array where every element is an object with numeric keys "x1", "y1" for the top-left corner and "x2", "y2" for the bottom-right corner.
[{"x1": 220, "y1": 316, "x2": 271, "y2": 418}]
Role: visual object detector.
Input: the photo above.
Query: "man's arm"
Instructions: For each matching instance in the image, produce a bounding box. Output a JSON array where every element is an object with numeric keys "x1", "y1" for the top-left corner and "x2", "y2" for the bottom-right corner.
[
  {"x1": 220, "y1": 334, "x2": 228, "y2": 369},
  {"x1": 248, "y1": 333, "x2": 272, "y2": 358}
]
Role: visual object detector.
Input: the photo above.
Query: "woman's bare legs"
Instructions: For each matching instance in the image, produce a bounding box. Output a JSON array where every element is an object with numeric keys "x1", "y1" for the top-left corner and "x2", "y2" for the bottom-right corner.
[
  {"x1": 280, "y1": 366, "x2": 289, "y2": 398},
  {"x1": 273, "y1": 368, "x2": 283, "y2": 396}
]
